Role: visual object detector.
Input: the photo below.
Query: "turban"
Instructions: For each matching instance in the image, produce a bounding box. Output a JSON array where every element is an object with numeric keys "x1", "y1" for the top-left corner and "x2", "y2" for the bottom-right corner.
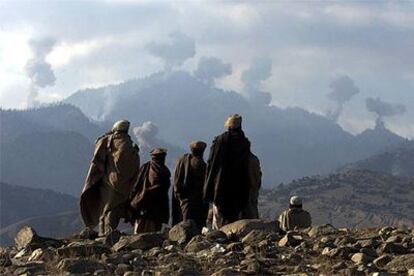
[
  {"x1": 150, "y1": 148, "x2": 168, "y2": 156},
  {"x1": 112, "y1": 120, "x2": 130, "y2": 132},
  {"x1": 224, "y1": 114, "x2": 242, "y2": 129},
  {"x1": 189, "y1": 141, "x2": 207, "y2": 151}
]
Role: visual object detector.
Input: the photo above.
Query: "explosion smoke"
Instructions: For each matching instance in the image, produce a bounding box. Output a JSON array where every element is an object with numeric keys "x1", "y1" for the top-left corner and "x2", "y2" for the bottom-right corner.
[
  {"x1": 326, "y1": 75, "x2": 360, "y2": 121},
  {"x1": 133, "y1": 121, "x2": 160, "y2": 154},
  {"x1": 366, "y1": 97, "x2": 406, "y2": 127},
  {"x1": 146, "y1": 32, "x2": 195, "y2": 71},
  {"x1": 241, "y1": 57, "x2": 273, "y2": 105},
  {"x1": 194, "y1": 57, "x2": 232, "y2": 86},
  {"x1": 24, "y1": 38, "x2": 57, "y2": 107}
]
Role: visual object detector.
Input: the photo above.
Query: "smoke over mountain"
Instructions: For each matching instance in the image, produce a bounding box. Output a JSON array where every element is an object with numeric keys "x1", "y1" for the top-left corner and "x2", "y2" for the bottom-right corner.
[
  {"x1": 24, "y1": 38, "x2": 57, "y2": 107},
  {"x1": 133, "y1": 121, "x2": 160, "y2": 154},
  {"x1": 366, "y1": 97, "x2": 406, "y2": 127},
  {"x1": 241, "y1": 57, "x2": 272, "y2": 105},
  {"x1": 327, "y1": 75, "x2": 360, "y2": 121},
  {"x1": 146, "y1": 32, "x2": 195, "y2": 71},
  {"x1": 194, "y1": 57, "x2": 232, "y2": 86}
]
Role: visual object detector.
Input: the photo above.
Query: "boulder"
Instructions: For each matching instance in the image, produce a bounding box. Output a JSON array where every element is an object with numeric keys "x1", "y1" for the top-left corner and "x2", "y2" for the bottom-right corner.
[
  {"x1": 205, "y1": 230, "x2": 228, "y2": 243},
  {"x1": 373, "y1": 254, "x2": 393, "y2": 267},
  {"x1": 351, "y1": 253, "x2": 375, "y2": 265},
  {"x1": 112, "y1": 233, "x2": 164, "y2": 252},
  {"x1": 220, "y1": 219, "x2": 278, "y2": 239},
  {"x1": 57, "y1": 244, "x2": 111, "y2": 257},
  {"x1": 14, "y1": 226, "x2": 62, "y2": 250},
  {"x1": 57, "y1": 258, "x2": 106, "y2": 274},
  {"x1": 308, "y1": 224, "x2": 338, "y2": 237},
  {"x1": 169, "y1": 220, "x2": 200, "y2": 245},
  {"x1": 78, "y1": 227, "x2": 98, "y2": 240},
  {"x1": 385, "y1": 254, "x2": 414, "y2": 273},
  {"x1": 381, "y1": 242, "x2": 407, "y2": 255},
  {"x1": 241, "y1": 230, "x2": 268, "y2": 245},
  {"x1": 278, "y1": 233, "x2": 303, "y2": 247},
  {"x1": 185, "y1": 236, "x2": 212, "y2": 253}
]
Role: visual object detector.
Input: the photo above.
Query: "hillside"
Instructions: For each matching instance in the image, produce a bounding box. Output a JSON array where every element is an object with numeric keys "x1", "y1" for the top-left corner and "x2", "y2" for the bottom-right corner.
[
  {"x1": 260, "y1": 170, "x2": 414, "y2": 228},
  {"x1": 0, "y1": 105, "x2": 102, "y2": 195},
  {"x1": 340, "y1": 141, "x2": 414, "y2": 177},
  {"x1": 0, "y1": 183, "x2": 80, "y2": 245},
  {"x1": 65, "y1": 70, "x2": 407, "y2": 186}
]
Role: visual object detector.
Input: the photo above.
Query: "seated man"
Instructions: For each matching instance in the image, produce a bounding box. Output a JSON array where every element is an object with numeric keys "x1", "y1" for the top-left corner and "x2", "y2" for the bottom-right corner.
[{"x1": 278, "y1": 196, "x2": 312, "y2": 232}]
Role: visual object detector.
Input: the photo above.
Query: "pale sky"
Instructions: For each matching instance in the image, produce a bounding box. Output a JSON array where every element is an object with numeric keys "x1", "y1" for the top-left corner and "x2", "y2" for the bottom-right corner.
[{"x1": 0, "y1": 0, "x2": 413, "y2": 138}]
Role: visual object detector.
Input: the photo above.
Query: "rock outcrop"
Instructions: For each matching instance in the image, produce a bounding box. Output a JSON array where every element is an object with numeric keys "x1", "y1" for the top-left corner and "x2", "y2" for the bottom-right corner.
[{"x1": 1, "y1": 222, "x2": 413, "y2": 275}]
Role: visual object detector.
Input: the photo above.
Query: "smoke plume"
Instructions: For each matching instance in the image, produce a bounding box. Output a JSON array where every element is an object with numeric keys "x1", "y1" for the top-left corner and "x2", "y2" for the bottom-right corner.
[
  {"x1": 146, "y1": 32, "x2": 195, "y2": 71},
  {"x1": 326, "y1": 75, "x2": 360, "y2": 121},
  {"x1": 24, "y1": 38, "x2": 57, "y2": 107},
  {"x1": 194, "y1": 57, "x2": 232, "y2": 86},
  {"x1": 133, "y1": 121, "x2": 160, "y2": 154},
  {"x1": 241, "y1": 57, "x2": 273, "y2": 105},
  {"x1": 366, "y1": 97, "x2": 406, "y2": 127}
]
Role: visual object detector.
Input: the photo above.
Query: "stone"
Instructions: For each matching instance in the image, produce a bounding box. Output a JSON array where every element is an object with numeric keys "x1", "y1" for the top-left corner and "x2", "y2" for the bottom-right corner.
[
  {"x1": 79, "y1": 227, "x2": 98, "y2": 240},
  {"x1": 351, "y1": 253, "x2": 375, "y2": 265},
  {"x1": 57, "y1": 258, "x2": 106, "y2": 274},
  {"x1": 57, "y1": 244, "x2": 111, "y2": 257},
  {"x1": 205, "y1": 230, "x2": 228, "y2": 243},
  {"x1": 169, "y1": 220, "x2": 200, "y2": 245},
  {"x1": 211, "y1": 267, "x2": 240, "y2": 276},
  {"x1": 241, "y1": 230, "x2": 268, "y2": 245},
  {"x1": 373, "y1": 255, "x2": 393, "y2": 267},
  {"x1": 112, "y1": 233, "x2": 164, "y2": 252},
  {"x1": 385, "y1": 254, "x2": 414, "y2": 272},
  {"x1": 308, "y1": 224, "x2": 338, "y2": 237},
  {"x1": 360, "y1": 247, "x2": 378, "y2": 257},
  {"x1": 13, "y1": 263, "x2": 45, "y2": 275},
  {"x1": 381, "y1": 242, "x2": 407, "y2": 255},
  {"x1": 278, "y1": 233, "x2": 303, "y2": 247},
  {"x1": 220, "y1": 219, "x2": 278, "y2": 239},
  {"x1": 94, "y1": 269, "x2": 109, "y2": 275},
  {"x1": 124, "y1": 272, "x2": 141, "y2": 276},
  {"x1": 14, "y1": 226, "x2": 63, "y2": 251},
  {"x1": 115, "y1": 263, "x2": 132, "y2": 275},
  {"x1": 0, "y1": 251, "x2": 12, "y2": 267},
  {"x1": 408, "y1": 268, "x2": 414, "y2": 276},
  {"x1": 185, "y1": 236, "x2": 212, "y2": 253}
]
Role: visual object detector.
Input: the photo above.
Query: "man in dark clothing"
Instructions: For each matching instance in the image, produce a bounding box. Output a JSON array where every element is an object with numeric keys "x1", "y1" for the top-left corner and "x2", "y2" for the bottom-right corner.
[
  {"x1": 204, "y1": 114, "x2": 251, "y2": 229},
  {"x1": 240, "y1": 152, "x2": 262, "y2": 219},
  {"x1": 130, "y1": 148, "x2": 171, "y2": 234},
  {"x1": 80, "y1": 120, "x2": 140, "y2": 236},
  {"x1": 173, "y1": 141, "x2": 208, "y2": 229}
]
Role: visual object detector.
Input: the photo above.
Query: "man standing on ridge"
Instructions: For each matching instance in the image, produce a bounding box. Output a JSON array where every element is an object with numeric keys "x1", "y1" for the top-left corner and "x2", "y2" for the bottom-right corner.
[
  {"x1": 130, "y1": 148, "x2": 171, "y2": 234},
  {"x1": 241, "y1": 152, "x2": 262, "y2": 219},
  {"x1": 173, "y1": 141, "x2": 208, "y2": 229},
  {"x1": 80, "y1": 120, "x2": 140, "y2": 236},
  {"x1": 204, "y1": 114, "x2": 251, "y2": 229}
]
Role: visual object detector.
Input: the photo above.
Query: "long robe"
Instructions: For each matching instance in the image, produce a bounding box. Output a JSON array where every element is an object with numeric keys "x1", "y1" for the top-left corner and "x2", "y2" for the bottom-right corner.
[
  {"x1": 80, "y1": 131, "x2": 140, "y2": 229},
  {"x1": 173, "y1": 153, "x2": 208, "y2": 229},
  {"x1": 204, "y1": 129, "x2": 251, "y2": 223},
  {"x1": 241, "y1": 153, "x2": 262, "y2": 219},
  {"x1": 130, "y1": 160, "x2": 171, "y2": 233}
]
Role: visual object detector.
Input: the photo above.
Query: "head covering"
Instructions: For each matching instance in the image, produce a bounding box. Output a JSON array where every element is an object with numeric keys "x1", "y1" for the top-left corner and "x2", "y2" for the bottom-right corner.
[
  {"x1": 150, "y1": 148, "x2": 167, "y2": 156},
  {"x1": 112, "y1": 120, "x2": 130, "y2": 132},
  {"x1": 189, "y1": 141, "x2": 207, "y2": 151},
  {"x1": 289, "y1": 196, "x2": 302, "y2": 206},
  {"x1": 224, "y1": 114, "x2": 242, "y2": 130}
]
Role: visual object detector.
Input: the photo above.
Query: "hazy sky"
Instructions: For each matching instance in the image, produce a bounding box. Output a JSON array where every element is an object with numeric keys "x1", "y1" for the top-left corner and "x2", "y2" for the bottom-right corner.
[{"x1": 1, "y1": 0, "x2": 413, "y2": 138}]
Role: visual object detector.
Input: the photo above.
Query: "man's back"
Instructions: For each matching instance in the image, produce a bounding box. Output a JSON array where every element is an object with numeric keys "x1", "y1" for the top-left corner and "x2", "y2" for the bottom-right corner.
[{"x1": 279, "y1": 208, "x2": 312, "y2": 232}]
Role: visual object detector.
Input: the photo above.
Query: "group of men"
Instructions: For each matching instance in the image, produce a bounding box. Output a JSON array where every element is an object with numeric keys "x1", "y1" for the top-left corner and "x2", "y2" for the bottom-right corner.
[{"x1": 80, "y1": 114, "x2": 311, "y2": 236}]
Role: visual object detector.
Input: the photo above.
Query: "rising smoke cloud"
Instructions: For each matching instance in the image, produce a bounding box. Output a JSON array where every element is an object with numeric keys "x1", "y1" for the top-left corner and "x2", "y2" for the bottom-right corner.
[
  {"x1": 194, "y1": 57, "x2": 232, "y2": 86},
  {"x1": 326, "y1": 75, "x2": 360, "y2": 121},
  {"x1": 366, "y1": 97, "x2": 406, "y2": 127},
  {"x1": 133, "y1": 121, "x2": 161, "y2": 154},
  {"x1": 241, "y1": 57, "x2": 273, "y2": 106},
  {"x1": 24, "y1": 38, "x2": 57, "y2": 107},
  {"x1": 146, "y1": 31, "x2": 195, "y2": 71}
]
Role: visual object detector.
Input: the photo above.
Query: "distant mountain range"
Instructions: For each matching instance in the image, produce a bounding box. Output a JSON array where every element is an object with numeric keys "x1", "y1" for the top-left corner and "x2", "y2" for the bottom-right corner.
[
  {"x1": 260, "y1": 169, "x2": 414, "y2": 228},
  {"x1": 0, "y1": 104, "x2": 101, "y2": 195},
  {"x1": 66, "y1": 70, "x2": 408, "y2": 186},
  {"x1": 340, "y1": 141, "x2": 414, "y2": 178},
  {"x1": 0, "y1": 182, "x2": 80, "y2": 245}
]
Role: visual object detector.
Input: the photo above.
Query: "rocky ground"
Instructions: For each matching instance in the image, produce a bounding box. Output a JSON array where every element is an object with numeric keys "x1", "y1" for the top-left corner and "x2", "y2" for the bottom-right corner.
[{"x1": 1, "y1": 220, "x2": 414, "y2": 275}]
